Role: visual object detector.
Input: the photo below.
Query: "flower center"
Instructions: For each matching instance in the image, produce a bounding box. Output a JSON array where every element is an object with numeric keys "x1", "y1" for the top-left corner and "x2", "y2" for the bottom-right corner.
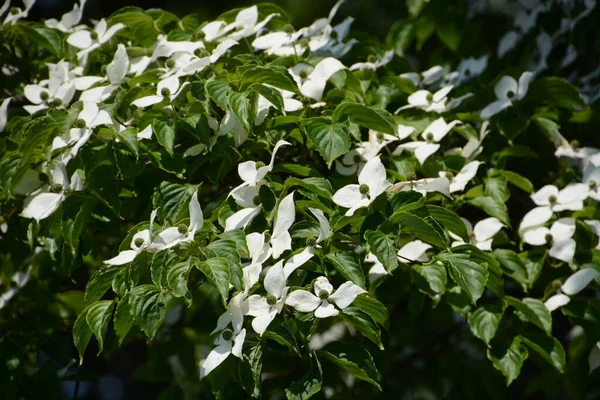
[
  {"x1": 468, "y1": 232, "x2": 477, "y2": 242},
  {"x1": 193, "y1": 30, "x2": 206, "y2": 40},
  {"x1": 90, "y1": 31, "x2": 99, "y2": 41},
  {"x1": 50, "y1": 98, "x2": 63, "y2": 107},
  {"x1": 318, "y1": 290, "x2": 329, "y2": 300},
  {"x1": 40, "y1": 91, "x2": 50, "y2": 101},
  {"x1": 306, "y1": 236, "x2": 317, "y2": 247},
  {"x1": 330, "y1": 30, "x2": 338, "y2": 40},
  {"x1": 51, "y1": 184, "x2": 63, "y2": 193},
  {"x1": 161, "y1": 87, "x2": 171, "y2": 97},
  {"x1": 548, "y1": 195, "x2": 557, "y2": 204},
  {"x1": 194, "y1": 48, "x2": 209, "y2": 57},
  {"x1": 376, "y1": 132, "x2": 384, "y2": 141},
  {"x1": 425, "y1": 132, "x2": 435, "y2": 142},
  {"x1": 506, "y1": 90, "x2": 515, "y2": 99},
  {"x1": 298, "y1": 69, "x2": 308, "y2": 80},
  {"x1": 353, "y1": 154, "x2": 362, "y2": 163},
  {"x1": 177, "y1": 224, "x2": 188, "y2": 234},
  {"x1": 406, "y1": 172, "x2": 417, "y2": 181},
  {"x1": 263, "y1": 231, "x2": 271, "y2": 242},
  {"x1": 426, "y1": 93, "x2": 434, "y2": 102},
  {"x1": 165, "y1": 58, "x2": 176, "y2": 69},
  {"x1": 298, "y1": 38, "x2": 310, "y2": 49},
  {"x1": 266, "y1": 294, "x2": 277, "y2": 305},
  {"x1": 134, "y1": 238, "x2": 145, "y2": 248},
  {"x1": 283, "y1": 24, "x2": 294, "y2": 34},
  {"x1": 253, "y1": 196, "x2": 261, "y2": 206},
  {"x1": 367, "y1": 54, "x2": 378, "y2": 64},
  {"x1": 255, "y1": 161, "x2": 266, "y2": 168},
  {"x1": 445, "y1": 171, "x2": 454, "y2": 180},
  {"x1": 9, "y1": 7, "x2": 19, "y2": 15},
  {"x1": 221, "y1": 329, "x2": 233, "y2": 341},
  {"x1": 545, "y1": 233, "x2": 553, "y2": 244},
  {"x1": 38, "y1": 172, "x2": 49, "y2": 182},
  {"x1": 359, "y1": 184, "x2": 370, "y2": 195},
  {"x1": 464, "y1": 68, "x2": 471, "y2": 77},
  {"x1": 570, "y1": 140, "x2": 580, "y2": 150},
  {"x1": 73, "y1": 118, "x2": 87, "y2": 128},
  {"x1": 588, "y1": 180, "x2": 597, "y2": 189}
]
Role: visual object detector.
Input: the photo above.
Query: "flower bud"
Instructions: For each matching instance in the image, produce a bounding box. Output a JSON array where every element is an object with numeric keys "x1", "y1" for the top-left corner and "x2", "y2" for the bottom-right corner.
[
  {"x1": 266, "y1": 294, "x2": 277, "y2": 305},
  {"x1": 90, "y1": 31, "x2": 99, "y2": 41},
  {"x1": 160, "y1": 87, "x2": 171, "y2": 97},
  {"x1": 359, "y1": 184, "x2": 370, "y2": 195},
  {"x1": 40, "y1": 91, "x2": 50, "y2": 101},
  {"x1": 73, "y1": 118, "x2": 87, "y2": 128},
  {"x1": 306, "y1": 236, "x2": 317, "y2": 247},
  {"x1": 367, "y1": 54, "x2": 378, "y2": 64},
  {"x1": 134, "y1": 238, "x2": 145, "y2": 248},
  {"x1": 177, "y1": 224, "x2": 188, "y2": 234},
  {"x1": 221, "y1": 329, "x2": 233, "y2": 341},
  {"x1": 51, "y1": 184, "x2": 63, "y2": 193},
  {"x1": 318, "y1": 290, "x2": 329, "y2": 300},
  {"x1": 165, "y1": 58, "x2": 176, "y2": 69},
  {"x1": 283, "y1": 24, "x2": 294, "y2": 34}
]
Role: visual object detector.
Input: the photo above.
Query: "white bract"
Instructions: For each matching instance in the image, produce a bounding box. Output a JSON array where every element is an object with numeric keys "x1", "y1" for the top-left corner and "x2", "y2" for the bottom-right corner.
[
  {"x1": 269, "y1": 192, "x2": 296, "y2": 259},
  {"x1": 397, "y1": 86, "x2": 454, "y2": 113},
  {"x1": 67, "y1": 19, "x2": 126, "y2": 59},
  {"x1": 332, "y1": 156, "x2": 391, "y2": 216},
  {"x1": 105, "y1": 210, "x2": 158, "y2": 265},
  {"x1": 521, "y1": 217, "x2": 577, "y2": 263},
  {"x1": 79, "y1": 44, "x2": 129, "y2": 103},
  {"x1": 480, "y1": 71, "x2": 533, "y2": 120},
  {"x1": 389, "y1": 176, "x2": 451, "y2": 198},
  {"x1": 530, "y1": 184, "x2": 589, "y2": 212},
  {"x1": 2, "y1": 0, "x2": 35, "y2": 25},
  {"x1": 349, "y1": 50, "x2": 394, "y2": 71},
  {"x1": 131, "y1": 76, "x2": 189, "y2": 108},
  {"x1": 545, "y1": 268, "x2": 600, "y2": 311},
  {"x1": 45, "y1": 0, "x2": 86, "y2": 32},
  {"x1": 397, "y1": 240, "x2": 432, "y2": 263},
  {"x1": 0, "y1": 97, "x2": 10, "y2": 132},
  {"x1": 335, "y1": 130, "x2": 399, "y2": 176},
  {"x1": 285, "y1": 276, "x2": 365, "y2": 318},
  {"x1": 20, "y1": 163, "x2": 84, "y2": 222},
  {"x1": 394, "y1": 117, "x2": 461, "y2": 165},
  {"x1": 0, "y1": 268, "x2": 32, "y2": 309},
  {"x1": 450, "y1": 217, "x2": 504, "y2": 251},
  {"x1": 440, "y1": 161, "x2": 482, "y2": 193},
  {"x1": 149, "y1": 190, "x2": 203, "y2": 251},
  {"x1": 292, "y1": 58, "x2": 346, "y2": 101}
]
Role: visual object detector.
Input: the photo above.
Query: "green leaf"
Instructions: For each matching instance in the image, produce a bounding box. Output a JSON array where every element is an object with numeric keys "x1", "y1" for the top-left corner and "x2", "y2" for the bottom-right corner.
[
  {"x1": 411, "y1": 262, "x2": 447, "y2": 296},
  {"x1": 388, "y1": 191, "x2": 425, "y2": 213},
  {"x1": 487, "y1": 337, "x2": 529, "y2": 386},
  {"x1": 498, "y1": 145, "x2": 539, "y2": 159},
  {"x1": 319, "y1": 344, "x2": 381, "y2": 390},
  {"x1": 114, "y1": 293, "x2": 134, "y2": 345},
  {"x1": 285, "y1": 177, "x2": 334, "y2": 199},
  {"x1": 228, "y1": 91, "x2": 251, "y2": 130},
  {"x1": 468, "y1": 301, "x2": 506, "y2": 344},
  {"x1": 167, "y1": 260, "x2": 192, "y2": 303},
  {"x1": 467, "y1": 196, "x2": 511, "y2": 226},
  {"x1": 340, "y1": 307, "x2": 384, "y2": 349},
  {"x1": 206, "y1": 79, "x2": 231, "y2": 110},
  {"x1": 20, "y1": 117, "x2": 60, "y2": 163},
  {"x1": 152, "y1": 119, "x2": 176, "y2": 155},
  {"x1": 492, "y1": 249, "x2": 530, "y2": 289},
  {"x1": 151, "y1": 250, "x2": 178, "y2": 289},
  {"x1": 496, "y1": 170, "x2": 534, "y2": 194},
  {"x1": 528, "y1": 77, "x2": 587, "y2": 110},
  {"x1": 85, "y1": 300, "x2": 115, "y2": 353},
  {"x1": 451, "y1": 244, "x2": 504, "y2": 297},
  {"x1": 195, "y1": 257, "x2": 231, "y2": 304},
  {"x1": 109, "y1": 7, "x2": 157, "y2": 46},
  {"x1": 239, "y1": 344, "x2": 263, "y2": 398},
  {"x1": 241, "y1": 66, "x2": 300, "y2": 94},
  {"x1": 406, "y1": 0, "x2": 426, "y2": 17},
  {"x1": 352, "y1": 294, "x2": 389, "y2": 328},
  {"x1": 519, "y1": 330, "x2": 566, "y2": 373},
  {"x1": 390, "y1": 212, "x2": 447, "y2": 248},
  {"x1": 219, "y1": 229, "x2": 250, "y2": 259},
  {"x1": 85, "y1": 265, "x2": 121, "y2": 305},
  {"x1": 484, "y1": 176, "x2": 510, "y2": 203},
  {"x1": 426, "y1": 207, "x2": 467, "y2": 243},
  {"x1": 129, "y1": 284, "x2": 166, "y2": 339},
  {"x1": 438, "y1": 253, "x2": 489, "y2": 303},
  {"x1": 386, "y1": 21, "x2": 415, "y2": 57},
  {"x1": 325, "y1": 252, "x2": 365, "y2": 289},
  {"x1": 305, "y1": 118, "x2": 350, "y2": 168},
  {"x1": 62, "y1": 199, "x2": 95, "y2": 256},
  {"x1": 115, "y1": 127, "x2": 140, "y2": 157},
  {"x1": 152, "y1": 181, "x2": 197, "y2": 223},
  {"x1": 205, "y1": 240, "x2": 243, "y2": 291},
  {"x1": 73, "y1": 306, "x2": 94, "y2": 362},
  {"x1": 285, "y1": 355, "x2": 322, "y2": 400},
  {"x1": 250, "y1": 84, "x2": 285, "y2": 111},
  {"x1": 364, "y1": 230, "x2": 398, "y2": 273},
  {"x1": 332, "y1": 103, "x2": 397, "y2": 135},
  {"x1": 506, "y1": 297, "x2": 552, "y2": 335},
  {"x1": 19, "y1": 24, "x2": 63, "y2": 56}
]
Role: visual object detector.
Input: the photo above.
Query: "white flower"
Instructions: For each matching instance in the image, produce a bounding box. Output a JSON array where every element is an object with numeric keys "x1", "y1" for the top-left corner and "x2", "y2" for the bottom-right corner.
[
  {"x1": 67, "y1": 18, "x2": 126, "y2": 59},
  {"x1": 335, "y1": 130, "x2": 399, "y2": 176},
  {"x1": 105, "y1": 210, "x2": 158, "y2": 265},
  {"x1": 51, "y1": 102, "x2": 113, "y2": 162},
  {"x1": 292, "y1": 58, "x2": 346, "y2": 101},
  {"x1": 269, "y1": 192, "x2": 296, "y2": 259},
  {"x1": 480, "y1": 71, "x2": 533, "y2": 120},
  {"x1": 0, "y1": 97, "x2": 10, "y2": 132},
  {"x1": 2, "y1": 0, "x2": 35, "y2": 25},
  {"x1": 366, "y1": 253, "x2": 387, "y2": 285},
  {"x1": 586, "y1": 220, "x2": 600, "y2": 250},
  {"x1": 308, "y1": 207, "x2": 331, "y2": 246},
  {"x1": 530, "y1": 184, "x2": 589, "y2": 212},
  {"x1": 440, "y1": 161, "x2": 482, "y2": 193},
  {"x1": 216, "y1": 111, "x2": 249, "y2": 147},
  {"x1": 397, "y1": 86, "x2": 454, "y2": 114},
  {"x1": 332, "y1": 156, "x2": 391, "y2": 216},
  {"x1": 349, "y1": 50, "x2": 394, "y2": 71},
  {"x1": 222, "y1": 6, "x2": 279, "y2": 41},
  {"x1": 397, "y1": 240, "x2": 432, "y2": 263},
  {"x1": 79, "y1": 44, "x2": 129, "y2": 103},
  {"x1": 456, "y1": 56, "x2": 488, "y2": 84},
  {"x1": 461, "y1": 121, "x2": 490, "y2": 159},
  {"x1": 23, "y1": 70, "x2": 76, "y2": 115},
  {"x1": 0, "y1": 267, "x2": 32, "y2": 309},
  {"x1": 394, "y1": 117, "x2": 461, "y2": 165},
  {"x1": 230, "y1": 140, "x2": 290, "y2": 193},
  {"x1": 450, "y1": 217, "x2": 504, "y2": 251},
  {"x1": 148, "y1": 190, "x2": 203, "y2": 251},
  {"x1": 45, "y1": 0, "x2": 86, "y2": 32},
  {"x1": 131, "y1": 76, "x2": 189, "y2": 108},
  {"x1": 246, "y1": 250, "x2": 313, "y2": 334},
  {"x1": 285, "y1": 276, "x2": 365, "y2": 318},
  {"x1": 200, "y1": 301, "x2": 247, "y2": 378},
  {"x1": 545, "y1": 268, "x2": 600, "y2": 312},
  {"x1": 181, "y1": 39, "x2": 238, "y2": 76},
  {"x1": 389, "y1": 176, "x2": 451, "y2": 198},
  {"x1": 521, "y1": 217, "x2": 577, "y2": 263},
  {"x1": 20, "y1": 163, "x2": 84, "y2": 222},
  {"x1": 582, "y1": 163, "x2": 600, "y2": 201}
]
